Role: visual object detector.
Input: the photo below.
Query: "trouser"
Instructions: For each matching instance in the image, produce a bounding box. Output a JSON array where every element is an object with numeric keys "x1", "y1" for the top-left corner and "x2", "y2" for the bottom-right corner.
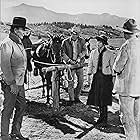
[
  {"x1": 68, "y1": 68, "x2": 84, "y2": 101},
  {"x1": 1, "y1": 83, "x2": 26, "y2": 140},
  {"x1": 119, "y1": 95, "x2": 140, "y2": 140}
]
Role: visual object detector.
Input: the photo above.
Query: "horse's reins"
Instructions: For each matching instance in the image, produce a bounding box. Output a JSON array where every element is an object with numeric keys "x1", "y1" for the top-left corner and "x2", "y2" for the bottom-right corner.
[{"x1": 33, "y1": 60, "x2": 65, "y2": 66}]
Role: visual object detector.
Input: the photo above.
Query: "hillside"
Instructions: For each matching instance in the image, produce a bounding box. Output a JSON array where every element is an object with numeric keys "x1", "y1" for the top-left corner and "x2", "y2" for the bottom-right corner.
[
  {"x1": 1, "y1": 3, "x2": 126, "y2": 27},
  {"x1": 0, "y1": 21, "x2": 123, "y2": 39}
]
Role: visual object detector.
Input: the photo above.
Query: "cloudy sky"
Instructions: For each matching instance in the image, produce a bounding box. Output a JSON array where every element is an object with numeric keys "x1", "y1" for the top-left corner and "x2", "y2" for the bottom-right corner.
[{"x1": 1, "y1": 0, "x2": 140, "y2": 23}]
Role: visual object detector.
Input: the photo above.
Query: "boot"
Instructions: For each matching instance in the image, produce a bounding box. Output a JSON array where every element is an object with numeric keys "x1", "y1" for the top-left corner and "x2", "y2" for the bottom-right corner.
[
  {"x1": 99, "y1": 106, "x2": 108, "y2": 128},
  {"x1": 102, "y1": 106, "x2": 107, "y2": 124},
  {"x1": 95, "y1": 106, "x2": 104, "y2": 126}
]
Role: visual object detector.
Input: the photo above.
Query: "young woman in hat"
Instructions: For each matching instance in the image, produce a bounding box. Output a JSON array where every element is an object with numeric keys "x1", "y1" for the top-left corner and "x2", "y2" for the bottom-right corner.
[
  {"x1": 87, "y1": 35, "x2": 115, "y2": 128},
  {"x1": 1, "y1": 17, "x2": 29, "y2": 140}
]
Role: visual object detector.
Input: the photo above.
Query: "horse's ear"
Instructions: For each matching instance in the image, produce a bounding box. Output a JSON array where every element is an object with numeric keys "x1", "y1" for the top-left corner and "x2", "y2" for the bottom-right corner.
[
  {"x1": 59, "y1": 34, "x2": 64, "y2": 41},
  {"x1": 46, "y1": 32, "x2": 53, "y2": 39}
]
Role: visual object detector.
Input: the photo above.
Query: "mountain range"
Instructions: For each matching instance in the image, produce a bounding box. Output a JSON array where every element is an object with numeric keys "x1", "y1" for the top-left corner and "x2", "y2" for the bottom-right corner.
[{"x1": 1, "y1": 3, "x2": 126, "y2": 27}]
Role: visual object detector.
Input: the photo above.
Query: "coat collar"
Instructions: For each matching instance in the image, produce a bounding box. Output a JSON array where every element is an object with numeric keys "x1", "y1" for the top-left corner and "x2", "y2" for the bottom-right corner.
[
  {"x1": 9, "y1": 32, "x2": 22, "y2": 45},
  {"x1": 98, "y1": 46, "x2": 106, "y2": 53},
  {"x1": 70, "y1": 36, "x2": 79, "y2": 42}
]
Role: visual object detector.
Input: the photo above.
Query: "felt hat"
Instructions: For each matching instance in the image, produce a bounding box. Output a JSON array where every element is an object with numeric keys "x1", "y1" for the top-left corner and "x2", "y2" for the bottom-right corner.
[
  {"x1": 116, "y1": 18, "x2": 140, "y2": 34},
  {"x1": 8, "y1": 17, "x2": 30, "y2": 30},
  {"x1": 96, "y1": 35, "x2": 108, "y2": 45}
]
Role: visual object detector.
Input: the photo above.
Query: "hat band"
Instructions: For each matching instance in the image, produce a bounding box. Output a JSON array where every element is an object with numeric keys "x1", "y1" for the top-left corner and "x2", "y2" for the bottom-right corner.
[{"x1": 12, "y1": 24, "x2": 25, "y2": 27}]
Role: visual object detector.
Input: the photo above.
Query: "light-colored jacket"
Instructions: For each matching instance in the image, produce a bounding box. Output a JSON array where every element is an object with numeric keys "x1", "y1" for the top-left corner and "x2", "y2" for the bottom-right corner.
[
  {"x1": 113, "y1": 35, "x2": 140, "y2": 97},
  {"x1": 88, "y1": 47, "x2": 115, "y2": 75},
  {"x1": 0, "y1": 33, "x2": 27, "y2": 85}
]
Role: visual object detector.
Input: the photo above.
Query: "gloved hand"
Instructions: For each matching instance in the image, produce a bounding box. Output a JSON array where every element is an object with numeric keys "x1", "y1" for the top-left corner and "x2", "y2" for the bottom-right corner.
[
  {"x1": 10, "y1": 84, "x2": 19, "y2": 95},
  {"x1": 68, "y1": 59, "x2": 76, "y2": 65},
  {"x1": 76, "y1": 58, "x2": 81, "y2": 64}
]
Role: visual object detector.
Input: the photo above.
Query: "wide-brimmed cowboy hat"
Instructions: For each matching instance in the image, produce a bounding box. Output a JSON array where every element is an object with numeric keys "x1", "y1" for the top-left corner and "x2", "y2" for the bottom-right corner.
[
  {"x1": 7, "y1": 17, "x2": 30, "y2": 30},
  {"x1": 116, "y1": 18, "x2": 140, "y2": 34},
  {"x1": 96, "y1": 35, "x2": 108, "y2": 45},
  {"x1": 69, "y1": 25, "x2": 81, "y2": 34}
]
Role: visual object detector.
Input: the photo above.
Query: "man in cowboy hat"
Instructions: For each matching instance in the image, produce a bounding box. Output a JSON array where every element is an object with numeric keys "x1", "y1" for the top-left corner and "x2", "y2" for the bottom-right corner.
[
  {"x1": 87, "y1": 35, "x2": 115, "y2": 128},
  {"x1": 113, "y1": 18, "x2": 140, "y2": 140},
  {"x1": 61, "y1": 25, "x2": 87, "y2": 105},
  {"x1": 1, "y1": 17, "x2": 29, "y2": 140}
]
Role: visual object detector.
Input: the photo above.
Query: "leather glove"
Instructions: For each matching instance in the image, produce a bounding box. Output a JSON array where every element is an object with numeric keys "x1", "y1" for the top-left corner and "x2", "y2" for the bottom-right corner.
[{"x1": 10, "y1": 84, "x2": 19, "y2": 95}]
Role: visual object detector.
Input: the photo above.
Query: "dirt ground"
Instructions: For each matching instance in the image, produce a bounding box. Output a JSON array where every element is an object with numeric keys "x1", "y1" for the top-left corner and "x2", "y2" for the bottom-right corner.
[
  {"x1": 0, "y1": 33, "x2": 126, "y2": 139},
  {"x1": 0, "y1": 69, "x2": 127, "y2": 140}
]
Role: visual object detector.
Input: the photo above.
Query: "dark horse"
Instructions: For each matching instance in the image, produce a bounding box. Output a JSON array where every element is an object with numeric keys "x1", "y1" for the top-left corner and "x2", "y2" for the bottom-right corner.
[{"x1": 32, "y1": 34, "x2": 64, "y2": 103}]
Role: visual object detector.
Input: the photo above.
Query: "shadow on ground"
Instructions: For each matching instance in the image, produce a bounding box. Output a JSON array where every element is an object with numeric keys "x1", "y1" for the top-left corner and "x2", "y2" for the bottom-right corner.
[{"x1": 25, "y1": 98, "x2": 124, "y2": 139}]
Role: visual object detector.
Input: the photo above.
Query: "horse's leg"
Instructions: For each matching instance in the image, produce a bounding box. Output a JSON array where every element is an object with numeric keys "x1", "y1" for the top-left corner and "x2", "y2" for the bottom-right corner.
[
  {"x1": 46, "y1": 80, "x2": 50, "y2": 104},
  {"x1": 42, "y1": 76, "x2": 46, "y2": 97},
  {"x1": 40, "y1": 70, "x2": 46, "y2": 98},
  {"x1": 46, "y1": 73, "x2": 52, "y2": 104}
]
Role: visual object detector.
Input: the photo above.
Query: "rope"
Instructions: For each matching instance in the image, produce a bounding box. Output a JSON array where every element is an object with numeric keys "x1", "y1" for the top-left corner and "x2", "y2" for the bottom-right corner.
[
  {"x1": 65, "y1": 66, "x2": 73, "y2": 82},
  {"x1": 24, "y1": 48, "x2": 32, "y2": 51},
  {"x1": 63, "y1": 61, "x2": 73, "y2": 82},
  {"x1": 32, "y1": 60, "x2": 87, "y2": 83}
]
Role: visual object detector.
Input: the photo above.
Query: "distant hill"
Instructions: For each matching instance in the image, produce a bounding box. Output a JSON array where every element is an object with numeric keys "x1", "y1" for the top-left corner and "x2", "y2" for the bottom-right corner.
[{"x1": 1, "y1": 3, "x2": 126, "y2": 26}]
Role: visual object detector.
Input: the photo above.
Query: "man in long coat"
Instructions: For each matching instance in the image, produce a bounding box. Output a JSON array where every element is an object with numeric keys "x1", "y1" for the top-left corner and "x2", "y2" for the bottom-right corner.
[
  {"x1": 113, "y1": 19, "x2": 140, "y2": 140},
  {"x1": 1, "y1": 17, "x2": 29, "y2": 140}
]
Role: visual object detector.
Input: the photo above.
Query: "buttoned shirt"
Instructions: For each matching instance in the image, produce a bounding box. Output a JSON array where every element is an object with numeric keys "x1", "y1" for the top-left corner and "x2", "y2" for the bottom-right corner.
[{"x1": 0, "y1": 32, "x2": 27, "y2": 85}]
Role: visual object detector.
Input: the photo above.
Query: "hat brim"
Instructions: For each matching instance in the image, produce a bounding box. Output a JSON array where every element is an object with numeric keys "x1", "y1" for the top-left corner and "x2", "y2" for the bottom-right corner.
[
  {"x1": 96, "y1": 36, "x2": 108, "y2": 45},
  {"x1": 116, "y1": 26, "x2": 140, "y2": 34},
  {"x1": 7, "y1": 23, "x2": 31, "y2": 30}
]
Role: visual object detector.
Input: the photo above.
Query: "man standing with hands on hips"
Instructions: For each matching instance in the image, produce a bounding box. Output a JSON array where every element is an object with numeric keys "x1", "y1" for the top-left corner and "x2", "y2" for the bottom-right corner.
[{"x1": 1, "y1": 17, "x2": 29, "y2": 140}]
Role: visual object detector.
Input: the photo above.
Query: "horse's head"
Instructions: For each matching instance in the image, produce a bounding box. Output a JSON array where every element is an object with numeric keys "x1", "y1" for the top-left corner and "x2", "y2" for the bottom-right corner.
[
  {"x1": 35, "y1": 40, "x2": 52, "y2": 58},
  {"x1": 51, "y1": 34, "x2": 64, "y2": 63},
  {"x1": 52, "y1": 35, "x2": 64, "y2": 47},
  {"x1": 51, "y1": 34, "x2": 64, "y2": 53}
]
